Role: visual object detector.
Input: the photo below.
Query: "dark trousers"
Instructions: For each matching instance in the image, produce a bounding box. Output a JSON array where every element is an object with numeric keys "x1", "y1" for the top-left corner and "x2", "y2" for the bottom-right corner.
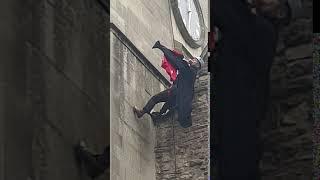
[{"x1": 143, "y1": 85, "x2": 177, "y2": 114}]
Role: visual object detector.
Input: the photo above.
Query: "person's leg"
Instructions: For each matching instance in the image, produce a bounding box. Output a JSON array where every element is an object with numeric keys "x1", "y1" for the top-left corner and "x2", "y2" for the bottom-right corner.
[
  {"x1": 159, "y1": 86, "x2": 177, "y2": 114},
  {"x1": 134, "y1": 88, "x2": 171, "y2": 118},
  {"x1": 143, "y1": 88, "x2": 171, "y2": 114},
  {"x1": 159, "y1": 101, "x2": 171, "y2": 115},
  {"x1": 149, "y1": 85, "x2": 177, "y2": 122},
  {"x1": 151, "y1": 100, "x2": 174, "y2": 119},
  {"x1": 153, "y1": 41, "x2": 183, "y2": 63}
]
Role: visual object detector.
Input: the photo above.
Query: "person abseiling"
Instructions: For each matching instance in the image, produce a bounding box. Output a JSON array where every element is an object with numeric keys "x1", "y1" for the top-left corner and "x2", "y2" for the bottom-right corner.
[{"x1": 133, "y1": 41, "x2": 204, "y2": 128}]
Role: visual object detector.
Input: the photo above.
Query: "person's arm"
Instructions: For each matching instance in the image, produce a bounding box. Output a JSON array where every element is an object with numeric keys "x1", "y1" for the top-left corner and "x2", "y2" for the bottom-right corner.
[
  {"x1": 162, "y1": 48, "x2": 188, "y2": 71},
  {"x1": 168, "y1": 57, "x2": 188, "y2": 71}
]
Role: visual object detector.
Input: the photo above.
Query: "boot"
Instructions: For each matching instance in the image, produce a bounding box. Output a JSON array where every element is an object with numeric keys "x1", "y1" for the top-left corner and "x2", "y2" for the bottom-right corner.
[
  {"x1": 133, "y1": 106, "x2": 145, "y2": 118},
  {"x1": 152, "y1": 40, "x2": 162, "y2": 49}
]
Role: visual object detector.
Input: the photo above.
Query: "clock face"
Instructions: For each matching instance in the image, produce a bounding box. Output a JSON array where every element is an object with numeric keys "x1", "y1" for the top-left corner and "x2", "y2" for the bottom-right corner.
[
  {"x1": 177, "y1": 0, "x2": 201, "y2": 41},
  {"x1": 171, "y1": 0, "x2": 205, "y2": 48}
]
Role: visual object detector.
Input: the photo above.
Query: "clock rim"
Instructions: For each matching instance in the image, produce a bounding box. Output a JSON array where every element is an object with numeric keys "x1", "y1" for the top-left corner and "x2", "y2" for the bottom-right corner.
[{"x1": 171, "y1": 0, "x2": 205, "y2": 48}]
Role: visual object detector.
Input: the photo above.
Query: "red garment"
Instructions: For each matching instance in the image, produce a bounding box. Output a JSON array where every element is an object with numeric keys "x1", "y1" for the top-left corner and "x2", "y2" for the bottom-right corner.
[{"x1": 161, "y1": 49, "x2": 182, "y2": 82}]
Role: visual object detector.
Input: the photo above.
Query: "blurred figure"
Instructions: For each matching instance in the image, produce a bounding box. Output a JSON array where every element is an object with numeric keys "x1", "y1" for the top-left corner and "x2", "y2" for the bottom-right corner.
[{"x1": 211, "y1": 0, "x2": 287, "y2": 179}]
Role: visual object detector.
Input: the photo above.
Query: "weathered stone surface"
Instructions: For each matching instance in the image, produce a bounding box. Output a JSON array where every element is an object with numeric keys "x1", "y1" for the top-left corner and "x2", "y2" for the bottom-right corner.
[
  {"x1": 282, "y1": 18, "x2": 312, "y2": 47},
  {"x1": 261, "y1": 0, "x2": 313, "y2": 179},
  {"x1": 110, "y1": 32, "x2": 158, "y2": 180}
]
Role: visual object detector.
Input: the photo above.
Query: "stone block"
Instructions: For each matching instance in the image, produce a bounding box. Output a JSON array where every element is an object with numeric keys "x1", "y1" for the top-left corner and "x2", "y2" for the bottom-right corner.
[
  {"x1": 125, "y1": 167, "x2": 140, "y2": 180},
  {"x1": 287, "y1": 58, "x2": 312, "y2": 79},
  {"x1": 285, "y1": 44, "x2": 312, "y2": 60}
]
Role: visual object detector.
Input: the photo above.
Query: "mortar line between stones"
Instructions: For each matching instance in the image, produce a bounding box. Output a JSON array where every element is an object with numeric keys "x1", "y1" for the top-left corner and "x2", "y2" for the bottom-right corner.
[{"x1": 288, "y1": 56, "x2": 312, "y2": 61}]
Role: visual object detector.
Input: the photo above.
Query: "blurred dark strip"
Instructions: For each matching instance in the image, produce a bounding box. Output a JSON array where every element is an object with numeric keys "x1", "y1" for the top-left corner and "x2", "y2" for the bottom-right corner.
[
  {"x1": 314, "y1": 0, "x2": 319, "y2": 33},
  {"x1": 97, "y1": 0, "x2": 110, "y2": 15}
]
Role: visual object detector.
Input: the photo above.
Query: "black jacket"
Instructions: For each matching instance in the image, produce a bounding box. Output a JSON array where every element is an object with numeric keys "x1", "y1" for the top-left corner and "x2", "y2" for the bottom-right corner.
[{"x1": 167, "y1": 56, "x2": 197, "y2": 128}]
